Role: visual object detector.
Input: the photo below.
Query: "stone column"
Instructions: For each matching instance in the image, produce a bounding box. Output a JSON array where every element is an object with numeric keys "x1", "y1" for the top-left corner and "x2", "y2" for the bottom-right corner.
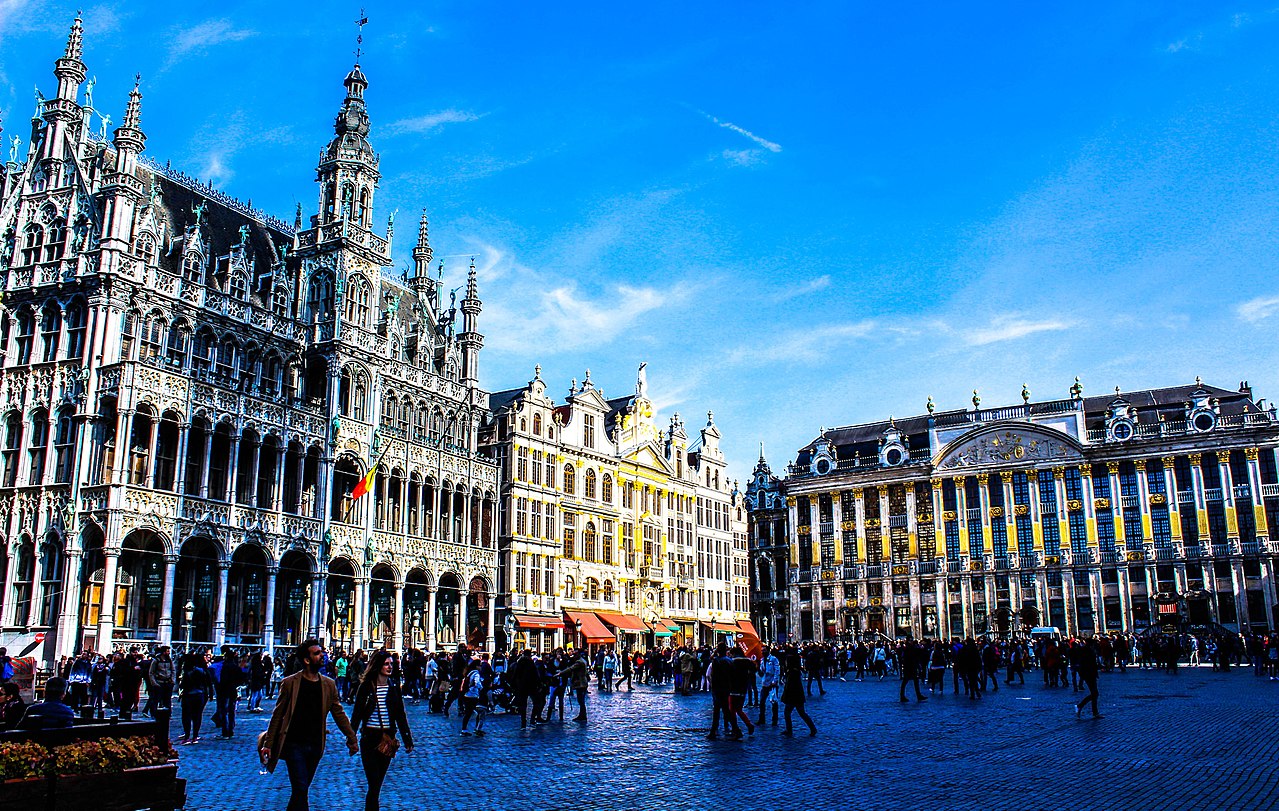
[
  {"x1": 54, "y1": 549, "x2": 84, "y2": 660},
  {"x1": 1162, "y1": 456, "x2": 1183, "y2": 549},
  {"x1": 853, "y1": 489, "x2": 866, "y2": 563},
  {"x1": 486, "y1": 591, "x2": 496, "y2": 652},
  {"x1": 1244, "y1": 448, "x2": 1269, "y2": 545},
  {"x1": 830, "y1": 491, "x2": 844, "y2": 567},
  {"x1": 200, "y1": 424, "x2": 214, "y2": 498},
  {"x1": 1080, "y1": 465, "x2": 1098, "y2": 559},
  {"x1": 425, "y1": 586, "x2": 438, "y2": 652},
  {"x1": 905, "y1": 485, "x2": 918, "y2": 560},
  {"x1": 954, "y1": 476, "x2": 969, "y2": 558},
  {"x1": 263, "y1": 564, "x2": 279, "y2": 652},
  {"x1": 786, "y1": 496, "x2": 799, "y2": 570},
  {"x1": 246, "y1": 435, "x2": 261, "y2": 507},
  {"x1": 458, "y1": 588, "x2": 469, "y2": 647},
  {"x1": 157, "y1": 553, "x2": 178, "y2": 645},
  {"x1": 877, "y1": 485, "x2": 890, "y2": 562},
  {"x1": 1218, "y1": 452, "x2": 1239, "y2": 543},
  {"x1": 353, "y1": 576, "x2": 369, "y2": 649},
  {"x1": 214, "y1": 560, "x2": 231, "y2": 647},
  {"x1": 144, "y1": 413, "x2": 160, "y2": 488},
  {"x1": 1134, "y1": 460, "x2": 1153, "y2": 545},
  {"x1": 273, "y1": 444, "x2": 286, "y2": 511},
  {"x1": 175, "y1": 423, "x2": 191, "y2": 495},
  {"x1": 114, "y1": 409, "x2": 134, "y2": 485},
  {"x1": 1027, "y1": 470, "x2": 1045, "y2": 556},
  {"x1": 1188, "y1": 453, "x2": 1209, "y2": 544},
  {"x1": 393, "y1": 582, "x2": 405, "y2": 652},
  {"x1": 1259, "y1": 558, "x2": 1277, "y2": 631},
  {"x1": 226, "y1": 433, "x2": 241, "y2": 505},
  {"x1": 96, "y1": 549, "x2": 120, "y2": 653}
]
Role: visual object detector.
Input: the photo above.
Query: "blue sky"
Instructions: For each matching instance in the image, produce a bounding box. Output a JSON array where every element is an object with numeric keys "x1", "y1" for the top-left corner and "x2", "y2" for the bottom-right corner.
[{"x1": 4, "y1": 2, "x2": 1279, "y2": 482}]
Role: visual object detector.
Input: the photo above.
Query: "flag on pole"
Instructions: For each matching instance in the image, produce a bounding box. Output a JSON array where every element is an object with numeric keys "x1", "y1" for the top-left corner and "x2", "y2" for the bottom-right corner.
[{"x1": 349, "y1": 464, "x2": 377, "y2": 501}]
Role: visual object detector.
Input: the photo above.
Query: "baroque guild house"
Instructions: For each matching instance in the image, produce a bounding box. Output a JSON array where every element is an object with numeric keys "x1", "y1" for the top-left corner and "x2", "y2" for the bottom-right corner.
[
  {"x1": 482, "y1": 365, "x2": 751, "y2": 651},
  {"x1": 0, "y1": 17, "x2": 499, "y2": 663},
  {"x1": 749, "y1": 380, "x2": 1279, "y2": 643}
]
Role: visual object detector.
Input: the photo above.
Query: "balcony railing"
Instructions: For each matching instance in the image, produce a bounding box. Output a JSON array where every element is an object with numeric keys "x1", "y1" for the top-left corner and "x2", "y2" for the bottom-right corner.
[
  {"x1": 965, "y1": 508, "x2": 983, "y2": 524},
  {"x1": 1204, "y1": 488, "x2": 1223, "y2": 502}
]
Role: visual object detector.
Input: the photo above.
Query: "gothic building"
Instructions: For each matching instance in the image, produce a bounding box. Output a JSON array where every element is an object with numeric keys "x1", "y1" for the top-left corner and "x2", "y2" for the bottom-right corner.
[
  {"x1": 481, "y1": 366, "x2": 751, "y2": 651},
  {"x1": 748, "y1": 380, "x2": 1279, "y2": 642},
  {"x1": 0, "y1": 16, "x2": 499, "y2": 662}
]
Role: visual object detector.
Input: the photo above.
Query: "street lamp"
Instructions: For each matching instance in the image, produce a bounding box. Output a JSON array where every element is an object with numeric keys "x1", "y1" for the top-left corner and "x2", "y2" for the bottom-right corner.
[
  {"x1": 412, "y1": 609, "x2": 422, "y2": 649},
  {"x1": 575, "y1": 619, "x2": 583, "y2": 652},
  {"x1": 183, "y1": 600, "x2": 195, "y2": 654}
]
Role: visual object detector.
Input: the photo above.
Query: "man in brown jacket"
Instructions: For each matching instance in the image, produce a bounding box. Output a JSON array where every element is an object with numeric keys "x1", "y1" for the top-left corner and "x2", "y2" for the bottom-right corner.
[{"x1": 260, "y1": 639, "x2": 358, "y2": 811}]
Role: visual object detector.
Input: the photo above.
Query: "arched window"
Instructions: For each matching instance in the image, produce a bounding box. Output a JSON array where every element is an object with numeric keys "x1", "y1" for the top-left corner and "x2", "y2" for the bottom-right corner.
[
  {"x1": 357, "y1": 187, "x2": 369, "y2": 225},
  {"x1": 215, "y1": 336, "x2": 237, "y2": 379},
  {"x1": 563, "y1": 576, "x2": 575, "y2": 600},
  {"x1": 563, "y1": 464, "x2": 575, "y2": 496},
  {"x1": 27, "y1": 408, "x2": 49, "y2": 485},
  {"x1": 182, "y1": 252, "x2": 203, "y2": 284},
  {"x1": 584, "y1": 468, "x2": 597, "y2": 500},
  {"x1": 399, "y1": 397, "x2": 411, "y2": 436},
  {"x1": 119, "y1": 311, "x2": 138, "y2": 361},
  {"x1": 40, "y1": 303, "x2": 61, "y2": 362},
  {"x1": 166, "y1": 321, "x2": 190, "y2": 368},
  {"x1": 352, "y1": 377, "x2": 367, "y2": 421},
  {"x1": 602, "y1": 474, "x2": 613, "y2": 504},
  {"x1": 21, "y1": 225, "x2": 44, "y2": 265},
  {"x1": 584, "y1": 522, "x2": 597, "y2": 562},
  {"x1": 341, "y1": 183, "x2": 355, "y2": 219},
  {"x1": 586, "y1": 577, "x2": 599, "y2": 601},
  {"x1": 191, "y1": 328, "x2": 215, "y2": 376},
  {"x1": 260, "y1": 354, "x2": 282, "y2": 398},
  {"x1": 3, "y1": 412, "x2": 23, "y2": 487},
  {"x1": 65, "y1": 301, "x2": 86, "y2": 361},
  {"x1": 135, "y1": 232, "x2": 157, "y2": 266},
  {"x1": 140, "y1": 313, "x2": 165, "y2": 360},
  {"x1": 307, "y1": 273, "x2": 332, "y2": 322},
  {"x1": 53, "y1": 406, "x2": 76, "y2": 483},
  {"x1": 532, "y1": 413, "x2": 542, "y2": 436},
  {"x1": 602, "y1": 580, "x2": 614, "y2": 603},
  {"x1": 45, "y1": 219, "x2": 67, "y2": 262},
  {"x1": 344, "y1": 275, "x2": 371, "y2": 324},
  {"x1": 382, "y1": 392, "x2": 398, "y2": 431},
  {"x1": 229, "y1": 273, "x2": 248, "y2": 301},
  {"x1": 272, "y1": 287, "x2": 289, "y2": 317}
]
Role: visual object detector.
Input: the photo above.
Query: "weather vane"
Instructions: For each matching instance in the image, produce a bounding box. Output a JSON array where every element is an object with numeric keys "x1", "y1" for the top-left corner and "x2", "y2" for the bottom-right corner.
[{"x1": 354, "y1": 8, "x2": 368, "y2": 63}]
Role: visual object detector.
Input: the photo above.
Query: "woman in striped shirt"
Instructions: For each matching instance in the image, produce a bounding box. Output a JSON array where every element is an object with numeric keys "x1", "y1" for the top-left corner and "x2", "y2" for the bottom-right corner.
[{"x1": 351, "y1": 650, "x2": 414, "y2": 811}]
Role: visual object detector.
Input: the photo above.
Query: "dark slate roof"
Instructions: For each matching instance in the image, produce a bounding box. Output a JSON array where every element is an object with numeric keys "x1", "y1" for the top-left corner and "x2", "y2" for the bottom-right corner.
[
  {"x1": 487, "y1": 387, "x2": 525, "y2": 415},
  {"x1": 793, "y1": 382, "x2": 1261, "y2": 467}
]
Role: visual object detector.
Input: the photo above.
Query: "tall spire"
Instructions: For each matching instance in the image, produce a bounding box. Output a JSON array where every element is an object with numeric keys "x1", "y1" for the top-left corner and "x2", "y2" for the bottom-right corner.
[
  {"x1": 122, "y1": 76, "x2": 142, "y2": 130},
  {"x1": 413, "y1": 210, "x2": 433, "y2": 269},
  {"x1": 51, "y1": 12, "x2": 87, "y2": 107},
  {"x1": 112, "y1": 75, "x2": 145, "y2": 173}
]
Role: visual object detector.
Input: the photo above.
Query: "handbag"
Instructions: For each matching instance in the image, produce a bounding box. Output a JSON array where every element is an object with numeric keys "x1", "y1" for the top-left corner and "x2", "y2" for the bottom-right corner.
[{"x1": 372, "y1": 686, "x2": 399, "y2": 758}]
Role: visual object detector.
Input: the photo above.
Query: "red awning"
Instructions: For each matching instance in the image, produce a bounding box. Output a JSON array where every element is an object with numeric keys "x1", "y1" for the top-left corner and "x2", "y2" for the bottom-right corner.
[
  {"x1": 594, "y1": 611, "x2": 649, "y2": 633},
  {"x1": 513, "y1": 614, "x2": 563, "y2": 630},
  {"x1": 564, "y1": 610, "x2": 616, "y2": 644},
  {"x1": 736, "y1": 620, "x2": 759, "y2": 637},
  {"x1": 700, "y1": 620, "x2": 739, "y2": 632}
]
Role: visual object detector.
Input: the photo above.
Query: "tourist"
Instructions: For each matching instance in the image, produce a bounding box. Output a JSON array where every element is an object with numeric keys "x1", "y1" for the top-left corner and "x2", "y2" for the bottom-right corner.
[
  {"x1": 779, "y1": 651, "x2": 817, "y2": 736},
  {"x1": 728, "y1": 648, "x2": 757, "y2": 735},
  {"x1": 756, "y1": 646, "x2": 781, "y2": 726},
  {"x1": 178, "y1": 652, "x2": 212, "y2": 744},
  {"x1": 18, "y1": 676, "x2": 74, "y2": 729},
  {"x1": 898, "y1": 640, "x2": 927, "y2": 703},
  {"x1": 558, "y1": 649, "x2": 590, "y2": 722},
  {"x1": 260, "y1": 639, "x2": 359, "y2": 811},
  {"x1": 1073, "y1": 641, "x2": 1102, "y2": 719},
  {"x1": 146, "y1": 645, "x2": 176, "y2": 714},
  {"x1": 0, "y1": 682, "x2": 27, "y2": 729},
  {"x1": 507, "y1": 648, "x2": 541, "y2": 728},
  {"x1": 614, "y1": 647, "x2": 633, "y2": 691},
  {"x1": 350, "y1": 649, "x2": 414, "y2": 811},
  {"x1": 458, "y1": 659, "x2": 488, "y2": 735},
  {"x1": 210, "y1": 646, "x2": 247, "y2": 738},
  {"x1": 705, "y1": 642, "x2": 739, "y2": 740}
]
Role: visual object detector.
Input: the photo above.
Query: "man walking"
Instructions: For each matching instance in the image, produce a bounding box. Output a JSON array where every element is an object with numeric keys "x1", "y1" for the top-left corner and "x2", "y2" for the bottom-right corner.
[
  {"x1": 558, "y1": 649, "x2": 590, "y2": 722},
  {"x1": 145, "y1": 646, "x2": 176, "y2": 715},
  {"x1": 756, "y1": 646, "x2": 780, "y2": 726},
  {"x1": 898, "y1": 640, "x2": 927, "y2": 703},
  {"x1": 210, "y1": 646, "x2": 246, "y2": 738},
  {"x1": 706, "y1": 643, "x2": 740, "y2": 740},
  {"x1": 260, "y1": 640, "x2": 358, "y2": 811},
  {"x1": 615, "y1": 647, "x2": 633, "y2": 691},
  {"x1": 508, "y1": 649, "x2": 541, "y2": 729},
  {"x1": 1073, "y1": 641, "x2": 1102, "y2": 719}
]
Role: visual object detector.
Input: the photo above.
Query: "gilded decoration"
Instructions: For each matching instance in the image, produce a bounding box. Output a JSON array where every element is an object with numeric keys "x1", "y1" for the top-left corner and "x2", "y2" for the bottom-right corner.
[
  {"x1": 1150, "y1": 493, "x2": 1167, "y2": 506},
  {"x1": 1126, "y1": 551, "x2": 1144, "y2": 562},
  {"x1": 865, "y1": 517, "x2": 881, "y2": 529},
  {"x1": 1106, "y1": 462, "x2": 1120, "y2": 474},
  {"x1": 942, "y1": 510, "x2": 957, "y2": 522},
  {"x1": 1188, "y1": 453, "x2": 1203, "y2": 465},
  {"x1": 1094, "y1": 498, "x2": 1111, "y2": 509},
  {"x1": 796, "y1": 525, "x2": 812, "y2": 536},
  {"x1": 989, "y1": 506, "x2": 1004, "y2": 518},
  {"x1": 937, "y1": 427, "x2": 1079, "y2": 471},
  {"x1": 1245, "y1": 447, "x2": 1260, "y2": 461},
  {"x1": 1067, "y1": 498, "x2": 1084, "y2": 512},
  {"x1": 839, "y1": 519, "x2": 856, "y2": 531},
  {"x1": 1014, "y1": 504, "x2": 1030, "y2": 516}
]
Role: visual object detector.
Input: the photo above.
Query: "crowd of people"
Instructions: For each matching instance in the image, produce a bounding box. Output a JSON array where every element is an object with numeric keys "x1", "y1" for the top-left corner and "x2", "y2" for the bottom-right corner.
[{"x1": 2, "y1": 627, "x2": 1277, "y2": 810}]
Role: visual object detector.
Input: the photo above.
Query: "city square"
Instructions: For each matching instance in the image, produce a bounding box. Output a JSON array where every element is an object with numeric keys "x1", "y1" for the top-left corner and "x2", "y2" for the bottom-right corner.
[
  {"x1": 1, "y1": 2, "x2": 1279, "y2": 810},
  {"x1": 171, "y1": 667, "x2": 1277, "y2": 811}
]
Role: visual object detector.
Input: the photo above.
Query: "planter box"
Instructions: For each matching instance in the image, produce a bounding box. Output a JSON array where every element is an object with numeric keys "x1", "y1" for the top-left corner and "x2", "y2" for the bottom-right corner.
[
  {"x1": 50, "y1": 763, "x2": 184, "y2": 811},
  {"x1": 2, "y1": 776, "x2": 48, "y2": 805}
]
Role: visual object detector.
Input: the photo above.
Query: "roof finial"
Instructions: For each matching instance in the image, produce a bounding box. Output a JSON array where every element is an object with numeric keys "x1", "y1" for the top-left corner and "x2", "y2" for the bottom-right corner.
[
  {"x1": 123, "y1": 74, "x2": 142, "y2": 129},
  {"x1": 1195, "y1": 375, "x2": 1202, "y2": 388},
  {"x1": 972, "y1": 389, "x2": 981, "y2": 410},
  {"x1": 1115, "y1": 385, "x2": 1121, "y2": 397},
  {"x1": 926, "y1": 395, "x2": 935, "y2": 414},
  {"x1": 759, "y1": 441, "x2": 766, "y2": 461},
  {"x1": 707, "y1": 410, "x2": 714, "y2": 425},
  {"x1": 65, "y1": 12, "x2": 84, "y2": 61},
  {"x1": 533, "y1": 363, "x2": 541, "y2": 381},
  {"x1": 1070, "y1": 375, "x2": 1083, "y2": 399},
  {"x1": 1021, "y1": 383, "x2": 1030, "y2": 405}
]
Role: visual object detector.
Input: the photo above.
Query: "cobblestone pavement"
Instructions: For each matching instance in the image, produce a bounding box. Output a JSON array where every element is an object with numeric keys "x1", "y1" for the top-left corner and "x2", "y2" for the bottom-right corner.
[{"x1": 171, "y1": 667, "x2": 1279, "y2": 811}]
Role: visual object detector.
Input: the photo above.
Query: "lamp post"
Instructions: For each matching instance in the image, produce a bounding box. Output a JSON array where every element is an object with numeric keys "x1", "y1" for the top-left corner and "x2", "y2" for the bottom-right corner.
[
  {"x1": 183, "y1": 600, "x2": 195, "y2": 654},
  {"x1": 575, "y1": 619, "x2": 583, "y2": 652},
  {"x1": 413, "y1": 609, "x2": 422, "y2": 649}
]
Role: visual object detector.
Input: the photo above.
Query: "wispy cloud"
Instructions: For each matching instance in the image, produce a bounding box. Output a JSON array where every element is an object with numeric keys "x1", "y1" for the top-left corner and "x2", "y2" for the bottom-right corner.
[
  {"x1": 385, "y1": 109, "x2": 483, "y2": 137},
  {"x1": 1237, "y1": 295, "x2": 1279, "y2": 324},
  {"x1": 776, "y1": 275, "x2": 831, "y2": 301},
  {"x1": 694, "y1": 108, "x2": 782, "y2": 153},
  {"x1": 728, "y1": 321, "x2": 879, "y2": 366},
  {"x1": 962, "y1": 315, "x2": 1071, "y2": 346},
  {"x1": 165, "y1": 18, "x2": 256, "y2": 69}
]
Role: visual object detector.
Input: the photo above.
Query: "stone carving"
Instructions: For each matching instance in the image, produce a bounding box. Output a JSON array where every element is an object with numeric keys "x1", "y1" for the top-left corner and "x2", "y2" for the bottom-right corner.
[{"x1": 938, "y1": 426, "x2": 1079, "y2": 471}]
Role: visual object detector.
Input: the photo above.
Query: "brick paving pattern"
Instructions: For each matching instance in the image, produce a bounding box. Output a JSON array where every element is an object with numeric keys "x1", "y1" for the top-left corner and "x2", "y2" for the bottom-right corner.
[{"x1": 172, "y1": 668, "x2": 1279, "y2": 810}]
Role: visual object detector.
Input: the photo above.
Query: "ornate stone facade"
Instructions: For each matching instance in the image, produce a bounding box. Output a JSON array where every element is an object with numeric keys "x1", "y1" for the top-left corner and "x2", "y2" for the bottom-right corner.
[
  {"x1": 748, "y1": 380, "x2": 1279, "y2": 642},
  {"x1": 0, "y1": 17, "x2": 498, "y2": 662},
  {"x1": 481, "y1": 366, "x2": 749, "y2": 650}
]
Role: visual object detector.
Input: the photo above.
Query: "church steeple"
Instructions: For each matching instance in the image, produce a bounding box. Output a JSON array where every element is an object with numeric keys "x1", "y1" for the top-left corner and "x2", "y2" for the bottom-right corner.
[
  {"x1": 458, "y1": 259, "x2": 483, "y2": 386},
  {"x1": 54, "y1": 13, "x2": 86, "y2": 103},
  {"x1": 41, "y1": 13, "x2": 88, "y2": 163},
  {"x1": 411, "y1": 209, "x2": 436, "y2": 299}
]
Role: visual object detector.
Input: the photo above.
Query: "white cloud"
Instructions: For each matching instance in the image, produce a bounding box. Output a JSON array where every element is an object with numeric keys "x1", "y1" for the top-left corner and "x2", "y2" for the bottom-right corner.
[
  {"x1": 776, "y1": 275, "x2": 831, "y2": 300},
  {"x1": 728, "y1": 321, "x2": 879, "y2": 366},
  {"x1": 720, "y1": 148, "x2": 764, "y2": 167},
  {"x1": 1237, "y1": 295, "x2": 1279, "y2": 323},
  {"x1": 693, "y1": 107, "x2": 782, "y2": 153},
  {"x1": 165, "y1": 19, "x2": 256, "y2": 69},
  {"x1": 963, "y1": 316, "x2": 1071, "y2": 346},
  {"x1": 385, "y1": 109, "x2": 482, "y2": 137}
]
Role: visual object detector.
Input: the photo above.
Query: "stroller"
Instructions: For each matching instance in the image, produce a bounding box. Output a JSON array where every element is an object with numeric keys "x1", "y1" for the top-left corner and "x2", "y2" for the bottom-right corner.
[{"x1": 486, "y1": 672, "x2": 515, "y2": 714}]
